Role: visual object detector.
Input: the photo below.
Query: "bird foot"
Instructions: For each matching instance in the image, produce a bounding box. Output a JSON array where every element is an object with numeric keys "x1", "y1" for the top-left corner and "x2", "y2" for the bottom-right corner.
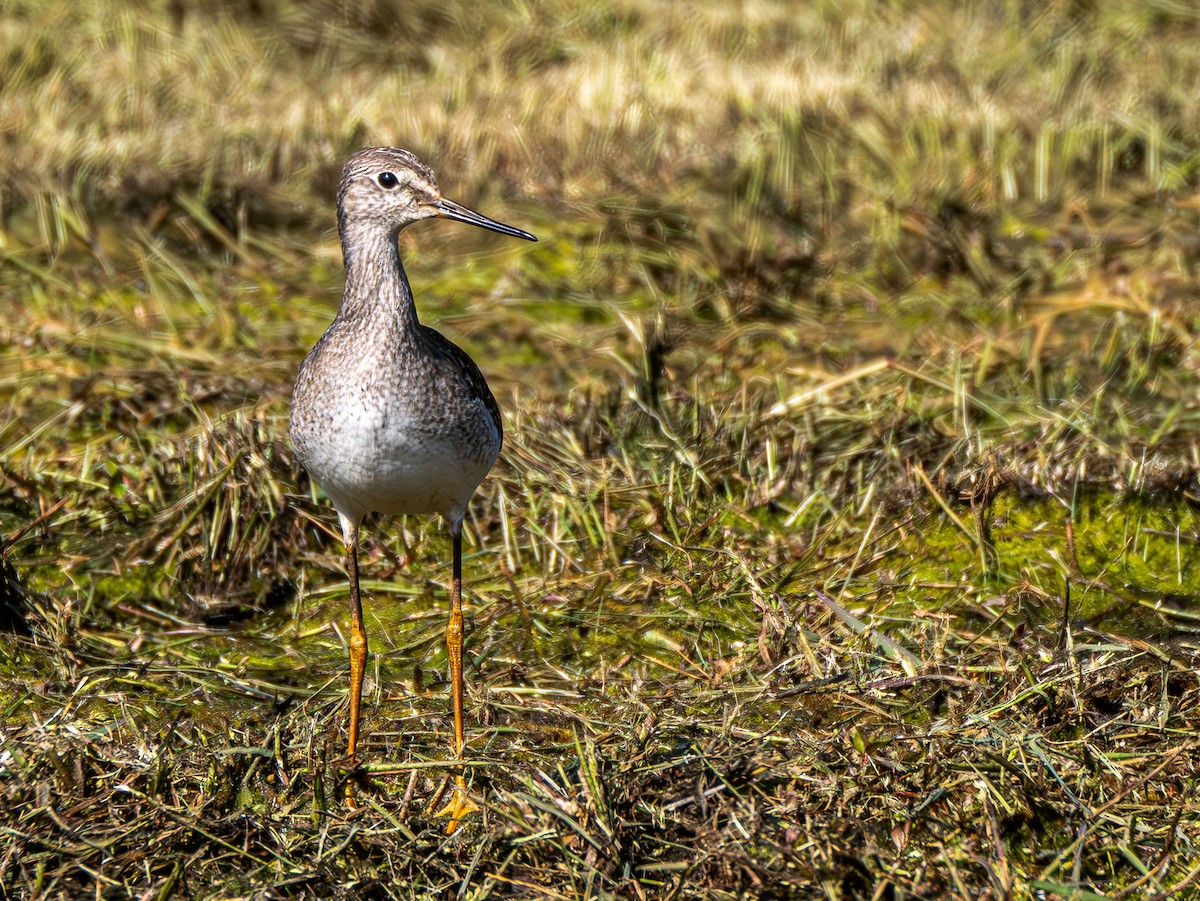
[{"x1": 433, "y1": 776, "x2": 479, "y2": 834}]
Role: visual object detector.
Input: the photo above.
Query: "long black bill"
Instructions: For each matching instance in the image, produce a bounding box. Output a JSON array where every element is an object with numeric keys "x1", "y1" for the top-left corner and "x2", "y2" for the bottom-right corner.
[{"x1": 433, "y1": 198, "x2": 537, "y2": 242}]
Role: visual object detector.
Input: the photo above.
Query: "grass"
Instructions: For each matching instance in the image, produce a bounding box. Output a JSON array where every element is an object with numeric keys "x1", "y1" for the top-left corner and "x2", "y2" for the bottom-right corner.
[{"x1": 3, "y1": 0, "x2": 1200, "y2": 897}]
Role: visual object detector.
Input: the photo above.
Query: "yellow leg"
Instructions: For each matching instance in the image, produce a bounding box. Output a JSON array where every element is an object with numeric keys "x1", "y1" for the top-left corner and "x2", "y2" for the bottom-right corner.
[
  {"x1": 435, "y1": 526, "x2": 479, "y2": 831},
  {"x1": 344, "y1": 523, "x2": 367, "y2": 805}
]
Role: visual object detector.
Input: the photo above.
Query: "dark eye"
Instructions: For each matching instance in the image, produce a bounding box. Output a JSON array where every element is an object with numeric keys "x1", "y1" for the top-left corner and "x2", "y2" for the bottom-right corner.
[{"x1": 377, "y1": 172, "x2": 399, "y2": 189}]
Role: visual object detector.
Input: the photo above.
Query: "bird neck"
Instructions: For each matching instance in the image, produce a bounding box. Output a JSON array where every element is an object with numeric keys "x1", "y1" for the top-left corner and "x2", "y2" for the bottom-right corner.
[{"x1": 337, "y1": 223, "x2": 421, "y2": 335}]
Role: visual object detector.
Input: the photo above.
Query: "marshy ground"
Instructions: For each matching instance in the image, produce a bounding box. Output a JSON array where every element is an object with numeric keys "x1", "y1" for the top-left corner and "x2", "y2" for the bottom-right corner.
[{"x1": 2, "y1": 1, "x2": 1200, "y2": 897}]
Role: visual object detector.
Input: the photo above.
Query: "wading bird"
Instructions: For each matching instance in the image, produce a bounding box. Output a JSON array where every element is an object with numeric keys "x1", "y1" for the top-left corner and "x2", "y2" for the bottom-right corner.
[{"x1": 290, "y1": 147, "x2": 536, "y2": 828}]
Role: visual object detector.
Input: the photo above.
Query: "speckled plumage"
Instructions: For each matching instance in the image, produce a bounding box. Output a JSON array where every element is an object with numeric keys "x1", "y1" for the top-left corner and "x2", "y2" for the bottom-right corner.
[
  {"x1": 290, "y1": 255, "x2": 504, "y2": 534},
  {"x1": 288, "y1": 147, "x2": 536, "y2": 827},
  {"x1": 291, "y1": 148, "x2": 514, "y2": 533}
]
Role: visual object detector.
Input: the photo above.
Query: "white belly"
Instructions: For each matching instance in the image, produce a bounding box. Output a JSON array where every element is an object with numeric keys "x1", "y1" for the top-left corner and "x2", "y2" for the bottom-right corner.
[{"x1": 295, "y1": 386, "x2": 499, "y2": 525}]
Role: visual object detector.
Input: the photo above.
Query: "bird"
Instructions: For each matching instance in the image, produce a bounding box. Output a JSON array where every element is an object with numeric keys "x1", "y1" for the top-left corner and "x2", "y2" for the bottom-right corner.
[{"x1": 289, "y1": 147, "x2": 536, "y2": 828}]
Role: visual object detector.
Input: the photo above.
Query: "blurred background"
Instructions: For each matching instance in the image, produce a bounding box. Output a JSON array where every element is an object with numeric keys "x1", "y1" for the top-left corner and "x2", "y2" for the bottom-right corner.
[{"x1": 3, "y1": 1, "x2": 1200, "y2": 896}]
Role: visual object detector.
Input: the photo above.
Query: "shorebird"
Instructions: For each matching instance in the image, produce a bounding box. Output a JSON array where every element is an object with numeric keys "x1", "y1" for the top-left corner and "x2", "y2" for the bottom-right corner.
[{"x1": 290, "y1": 147, "x2": 536, "y2": 828}]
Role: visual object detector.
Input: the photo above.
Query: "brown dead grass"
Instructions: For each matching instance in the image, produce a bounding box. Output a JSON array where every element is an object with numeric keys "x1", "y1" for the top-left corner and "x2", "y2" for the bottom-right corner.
[{"x1": 3, "y1": 0, "x2": 1200, "y2": 898}]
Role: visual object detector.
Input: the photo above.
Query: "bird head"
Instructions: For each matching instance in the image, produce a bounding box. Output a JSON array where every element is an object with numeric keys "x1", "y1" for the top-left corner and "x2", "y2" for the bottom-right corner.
[{"x1": 337, "y1": 147, "x2": 537, "y2": 243}]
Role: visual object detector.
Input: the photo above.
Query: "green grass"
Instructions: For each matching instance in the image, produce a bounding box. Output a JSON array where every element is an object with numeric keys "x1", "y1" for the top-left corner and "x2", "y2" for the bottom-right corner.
[{"x1": 3, "y1": 0, "x2": 1200, "y2": 897}]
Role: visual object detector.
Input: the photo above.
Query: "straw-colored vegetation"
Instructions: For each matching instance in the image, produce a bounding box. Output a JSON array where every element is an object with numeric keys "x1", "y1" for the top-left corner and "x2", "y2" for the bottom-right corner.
[{"x1": 2, "y1": 0, "x2": 1200, "y2": 897}]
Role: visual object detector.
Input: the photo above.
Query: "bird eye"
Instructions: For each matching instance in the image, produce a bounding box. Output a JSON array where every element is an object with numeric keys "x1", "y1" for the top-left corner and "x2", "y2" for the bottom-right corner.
[{"x1": 377, "y1": 172, "x2": 399, "y2": 189}]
